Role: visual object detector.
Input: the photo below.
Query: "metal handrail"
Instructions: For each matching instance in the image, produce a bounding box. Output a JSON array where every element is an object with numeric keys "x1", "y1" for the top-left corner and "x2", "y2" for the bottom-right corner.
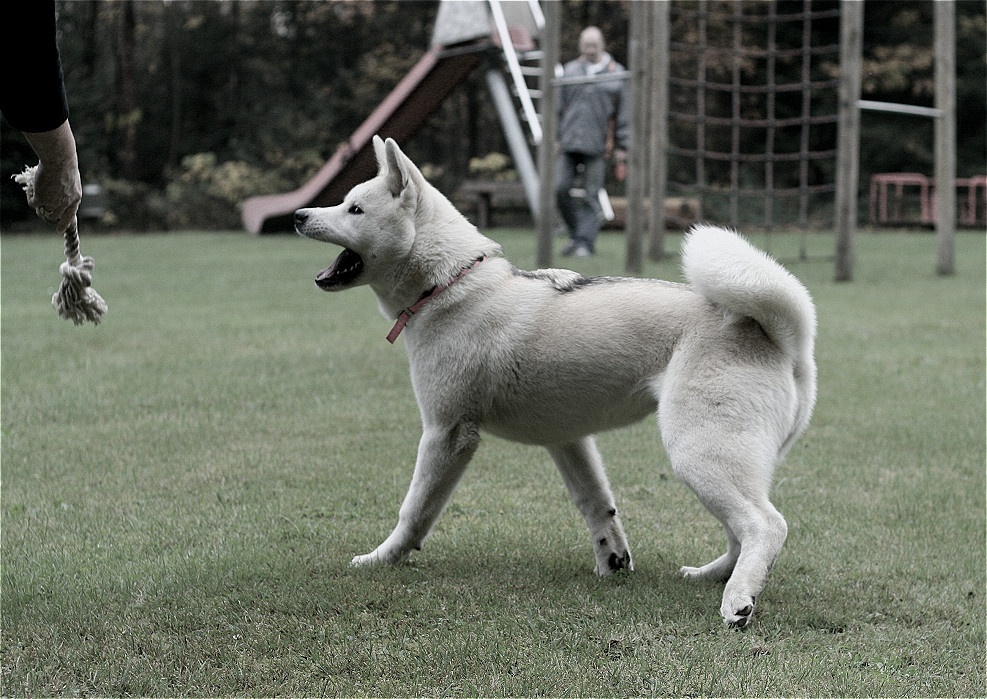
[{"x1": 488, "y1": 0, "x2": 542, "y2": 144}]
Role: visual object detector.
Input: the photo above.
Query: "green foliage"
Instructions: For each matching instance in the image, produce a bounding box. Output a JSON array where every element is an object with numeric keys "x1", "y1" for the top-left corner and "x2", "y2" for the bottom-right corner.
[
  {"x1": 862, "y1": 44, "x2": 935, "y2": 97},
  {"x1": 858, "y1": 1, "x2": 986, "y2": 179},
  {"x1": 97, "y1": 177, "x2": 168, "y2": 231},
  {"x1": 165, "y1": 154, "x2": 253, "y2": 229},
  {"x1": 164, "y1": 152, "x2": 322, "y2": 229},
  {"x1": 468, "y1": 152, "x2": 518, "y2": 181},
  {"x1": 1, "y1": 229, "x2": 984, "y2": 696},
  {"x1": 0, "y1": 1, "x2": 983, "y2": 230}
]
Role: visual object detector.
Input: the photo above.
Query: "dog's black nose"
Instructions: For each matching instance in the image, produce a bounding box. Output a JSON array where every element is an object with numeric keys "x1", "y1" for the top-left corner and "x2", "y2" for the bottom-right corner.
[{"x1": 294, "y1": 209, "x2": 309, "y2": 227}]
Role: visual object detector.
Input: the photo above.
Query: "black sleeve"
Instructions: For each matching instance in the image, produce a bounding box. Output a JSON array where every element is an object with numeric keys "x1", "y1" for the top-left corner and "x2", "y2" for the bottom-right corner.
[{"x1": 0, "y1": 0, "x2": 70, "y2": 132}]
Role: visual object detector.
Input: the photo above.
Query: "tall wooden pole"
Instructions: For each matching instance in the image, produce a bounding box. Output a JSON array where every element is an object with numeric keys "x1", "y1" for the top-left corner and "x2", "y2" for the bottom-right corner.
[
  {"x1": 934, "y1": 0, "x2": 956, "y2": 276},
  {"x1": 536, "y1": 0, "x2": 560, "y2": 268},
  {"x1": 625, "y1": 0, "x2": 650, "y2": 274},
  {"x1": 833, "y1": 0, "x2": 863, "y2": 282},
  {"x1": 648, "y1": 0, "x2": 671, "y2": 262}
]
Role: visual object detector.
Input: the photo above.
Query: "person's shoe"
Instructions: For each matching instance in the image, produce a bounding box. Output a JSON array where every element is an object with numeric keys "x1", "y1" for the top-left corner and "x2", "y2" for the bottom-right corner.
[
  {"x1": 573, "y1": 245, "x2": 593, "y2": 258},
  {"x1": 561, "y1": 240, "x2": 579, "y2": 256}
]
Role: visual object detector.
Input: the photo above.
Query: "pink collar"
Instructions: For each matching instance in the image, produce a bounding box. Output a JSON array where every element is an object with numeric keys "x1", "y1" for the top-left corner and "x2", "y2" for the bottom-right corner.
[{"x1": 386, "y1": 257, "x2": 486, "y2": 343}]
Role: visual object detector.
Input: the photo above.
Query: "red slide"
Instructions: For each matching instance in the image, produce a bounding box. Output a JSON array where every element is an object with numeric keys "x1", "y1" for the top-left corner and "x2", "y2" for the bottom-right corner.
[{"x1": 242, "y1": 46, "x2": 483, "y2": 234}]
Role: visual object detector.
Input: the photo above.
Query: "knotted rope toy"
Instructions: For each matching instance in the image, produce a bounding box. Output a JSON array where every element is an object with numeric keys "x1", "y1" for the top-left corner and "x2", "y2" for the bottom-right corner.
[{"x1": 14, "y1": 165, "x2": 107, "y2": 325}]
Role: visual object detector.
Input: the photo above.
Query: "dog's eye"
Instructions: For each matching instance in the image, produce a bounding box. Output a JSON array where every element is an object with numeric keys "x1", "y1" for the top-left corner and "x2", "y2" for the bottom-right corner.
[{"x1": 348, "y1": 204, "x2": 364, "y2": 215}]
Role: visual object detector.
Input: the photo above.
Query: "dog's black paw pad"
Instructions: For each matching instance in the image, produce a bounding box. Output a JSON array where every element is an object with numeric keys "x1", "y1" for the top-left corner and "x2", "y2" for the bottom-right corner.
[
  {"x1": 729, "y1": 604, "x2": 755, "y2": 628},
  {"x1": 608, "y1": 551, "x2": 632, "y2": 571}
]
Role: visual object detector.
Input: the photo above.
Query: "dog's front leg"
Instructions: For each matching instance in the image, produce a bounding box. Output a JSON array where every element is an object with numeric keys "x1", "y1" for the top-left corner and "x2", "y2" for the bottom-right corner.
[
  {"x1": 351, "y1": 421, "x2": 480, "y2": 568},
  {"x1": 548, "y1": 438, "x2": 633, "y2": 575}
]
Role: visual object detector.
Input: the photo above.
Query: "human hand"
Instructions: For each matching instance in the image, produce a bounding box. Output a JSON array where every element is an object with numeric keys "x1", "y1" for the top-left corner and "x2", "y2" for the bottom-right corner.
[
  {"x1": 613, "y1": 149, "x2": 627, "y2": 182},
  {"x1": 22, "y1": 121, "x2": 83, "y2": 233}
]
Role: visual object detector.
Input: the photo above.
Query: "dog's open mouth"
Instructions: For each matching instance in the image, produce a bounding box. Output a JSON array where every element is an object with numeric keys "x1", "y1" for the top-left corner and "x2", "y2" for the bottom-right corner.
[{"x1": 316, "y1": 248, "x2": 364, "y2": 290}]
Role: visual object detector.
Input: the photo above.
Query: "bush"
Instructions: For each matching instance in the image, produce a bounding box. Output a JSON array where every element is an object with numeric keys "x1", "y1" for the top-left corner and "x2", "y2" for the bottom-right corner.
[
  {"x1": 166, "y1": 153, "x2": 256, "y2": 229},
  {"x1": 468, "y1": 152, "x2": 517, "y2": 182},
  {"x1": 93, "y1": 178, "x2": 168, "y2": 231},
  {"x1": 165, "y1": 151, "x2": 322, "y2": 230}
]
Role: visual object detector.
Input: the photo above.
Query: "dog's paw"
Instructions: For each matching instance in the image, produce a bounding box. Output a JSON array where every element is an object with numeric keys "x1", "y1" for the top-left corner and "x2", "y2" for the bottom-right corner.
[
  {"x1": 592, "y1": 516, "x2": 634, "y2": 576},
  {"x1": 594, "y1": 548, "x2": 634, "y2": 576},
  {"x1": 350, "y1": 541, "x2": 412, "y2": 568},
  {"x1": 679, "y1": 564, "x2": 730, "y2": 582},
  {"x1": 678, "y1": 555, "x2": 735, "y2": 582},
  {"x1": 609, "y1": 549, "x2": 633, "y2": 572},
  {"x1": 350, "y1": 552, "x2": 383, "y2": 568},
  {"x1": 721, "y1": 594, "x2": 756, "y2": 629},
  {"x1": 679, "y1": 564, "x2": 703, "y2": 580}
]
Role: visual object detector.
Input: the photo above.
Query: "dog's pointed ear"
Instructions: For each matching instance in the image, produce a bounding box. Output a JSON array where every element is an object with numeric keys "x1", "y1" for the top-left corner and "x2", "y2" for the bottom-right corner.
[
  {"x1": 372, "y1": 135, "x2": 387, "y2": 172},
  {"x1": 383, "y1": 137, "x2": 412, "y2": 198}
]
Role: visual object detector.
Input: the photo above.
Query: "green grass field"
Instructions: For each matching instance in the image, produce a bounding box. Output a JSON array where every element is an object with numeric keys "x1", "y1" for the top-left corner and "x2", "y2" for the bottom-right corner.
[{"x1": 2, "y1": 228, "x2": 984, "y2": 697}]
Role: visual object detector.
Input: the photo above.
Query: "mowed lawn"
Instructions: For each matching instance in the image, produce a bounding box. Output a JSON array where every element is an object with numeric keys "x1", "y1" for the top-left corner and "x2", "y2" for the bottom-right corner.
[{"x1": 1, "y1": 228, "x2": 984, "y2": 697}]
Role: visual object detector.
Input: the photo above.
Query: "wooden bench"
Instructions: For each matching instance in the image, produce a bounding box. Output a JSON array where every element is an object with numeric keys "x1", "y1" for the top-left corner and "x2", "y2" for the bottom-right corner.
[
  {"x1": 456, "y1": 180, "x2": 527, "y2": 228},
  {"x1": 606, "y1": 196, "x2": 699, "y2": 230}
]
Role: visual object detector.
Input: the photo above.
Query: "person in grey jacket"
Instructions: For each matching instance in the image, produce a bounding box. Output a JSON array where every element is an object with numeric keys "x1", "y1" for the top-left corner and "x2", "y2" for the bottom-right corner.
[{"x1": 556, "y1": 26, "x2": 628, "y2": 257}]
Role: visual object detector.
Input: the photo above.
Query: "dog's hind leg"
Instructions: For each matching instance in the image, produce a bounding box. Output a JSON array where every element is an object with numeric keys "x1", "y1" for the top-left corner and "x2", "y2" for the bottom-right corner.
[
  {"x1": 547, "y1": 438, "x2": 633, "y2": 575},
  {"x1": 659, "y1": 401, "x2": 788, "y2": 627},
  {"x1": 351, "y1": 421, "x2": 480, "y2": 568},
  {"x1": 680, "y1": 524, "x2": 741, "y2": 582},
  {"x1": 703, "y1": 495, "x2": 786, "y2": 629},
  {"x1": 666, "y1": 441, "x2": 787, "y2": 627}
]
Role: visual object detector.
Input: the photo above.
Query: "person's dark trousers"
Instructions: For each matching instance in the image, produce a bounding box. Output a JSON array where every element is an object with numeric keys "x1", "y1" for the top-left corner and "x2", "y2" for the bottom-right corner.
[{"x1": 555, "y1": 150, "x2": 606, "y2": 253}]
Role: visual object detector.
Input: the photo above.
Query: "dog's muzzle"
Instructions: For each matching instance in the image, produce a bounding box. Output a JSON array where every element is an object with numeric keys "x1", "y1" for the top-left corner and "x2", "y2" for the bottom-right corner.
[
  {"x1": 294, "y1": 209, "x2": 366, "y2": 291},
  {"x1": 294, "y1": 209, "x2": 315, "y2": 236}
]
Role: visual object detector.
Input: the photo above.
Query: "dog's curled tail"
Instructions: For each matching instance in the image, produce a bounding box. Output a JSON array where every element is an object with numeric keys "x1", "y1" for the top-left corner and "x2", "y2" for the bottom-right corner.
[
  {"x1": 681, "y1": 225, "x2": 816, "y2": 360},
  {"x1": 682, "y1": 225, "x2": 817, "y2": 450}
]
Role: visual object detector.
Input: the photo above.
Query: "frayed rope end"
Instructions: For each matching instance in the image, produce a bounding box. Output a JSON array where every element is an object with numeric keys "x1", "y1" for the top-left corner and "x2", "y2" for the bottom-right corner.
[
  {"x1": 12, "y1": 164, "x2": 39, "y2": 198},
  {"x1": 53, "y1": 257, "x2": 107, "y2": 325},
  {"x1": 51, "y1": 256, "x2": 107, "y2": 325},
  {"x1": 53, "y1": 286, "x2": 108, "y2": 325},
  {"x1": 16, "y1": 164, "x2": 108, "y2": 326}
]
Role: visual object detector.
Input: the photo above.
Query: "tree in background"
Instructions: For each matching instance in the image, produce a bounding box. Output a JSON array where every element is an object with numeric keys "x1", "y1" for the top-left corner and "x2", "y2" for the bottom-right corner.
[
  {"x1": 1, "y1": 0, "x2": 982, "y2": 231},
  {"x1": 857, "y1": 1, "x2": 985, "y2": 184}
]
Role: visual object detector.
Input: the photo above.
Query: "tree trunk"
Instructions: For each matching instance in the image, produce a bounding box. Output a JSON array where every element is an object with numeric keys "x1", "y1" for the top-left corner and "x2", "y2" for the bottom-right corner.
[{"x1": 115, "y1": 0, "x2": 139, "y2": 180}]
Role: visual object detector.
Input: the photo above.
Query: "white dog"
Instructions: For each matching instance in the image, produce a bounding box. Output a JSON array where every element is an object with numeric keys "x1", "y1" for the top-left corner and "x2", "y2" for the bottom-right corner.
[{"x1": 294, "y1": 136, "x2": 816, "y2": 627}]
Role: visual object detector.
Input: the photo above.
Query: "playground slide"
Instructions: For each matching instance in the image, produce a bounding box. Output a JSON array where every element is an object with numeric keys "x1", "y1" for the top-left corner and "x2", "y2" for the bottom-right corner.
[{"x1": 242, "y1": 46, "x2": 483, "y2": 233}]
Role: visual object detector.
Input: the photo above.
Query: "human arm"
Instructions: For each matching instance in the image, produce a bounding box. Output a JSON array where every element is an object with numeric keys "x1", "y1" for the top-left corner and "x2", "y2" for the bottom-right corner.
[
  {"x1": 1, "y1": 0, "x2": 82, "y2": 232},
  {"x1": 22, "y1": 120, "x2": 83, "y2": 232}
]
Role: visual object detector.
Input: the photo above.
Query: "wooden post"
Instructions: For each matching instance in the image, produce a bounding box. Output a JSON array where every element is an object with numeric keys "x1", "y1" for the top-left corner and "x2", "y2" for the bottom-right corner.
[
  {"x1": 834, "y1": 0, "x2": 862, "y2": 282},
  {"x1": 934, "y1": 0, "x2": 956, "y2": 276},
  {"x1": 648, "y1": 0, "x2": 671, "y2": 262},
  {"x1": 625, "y1": 0, "x2": 650, "y2": 274},
  {"x1": 536, "y1": 0, "x2": 560, "y2": 268}
]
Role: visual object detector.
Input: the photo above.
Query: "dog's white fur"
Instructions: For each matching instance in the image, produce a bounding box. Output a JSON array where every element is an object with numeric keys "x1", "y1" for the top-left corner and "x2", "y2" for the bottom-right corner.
[{"x1": 295, "y1": 136, "x2": 817, "y2": 627}]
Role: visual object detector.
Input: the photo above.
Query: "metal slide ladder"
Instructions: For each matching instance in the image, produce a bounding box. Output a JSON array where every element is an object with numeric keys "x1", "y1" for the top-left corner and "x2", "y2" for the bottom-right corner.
[
  {"x1": 486, "y1": 1, "x2": 614, "y2": 224},
  {"x1": 488, "y1": 0, "x2": 545, "y2": 145},
  {"x1": 483, "y1": 0, "x2": 546, "y2": 217}
]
